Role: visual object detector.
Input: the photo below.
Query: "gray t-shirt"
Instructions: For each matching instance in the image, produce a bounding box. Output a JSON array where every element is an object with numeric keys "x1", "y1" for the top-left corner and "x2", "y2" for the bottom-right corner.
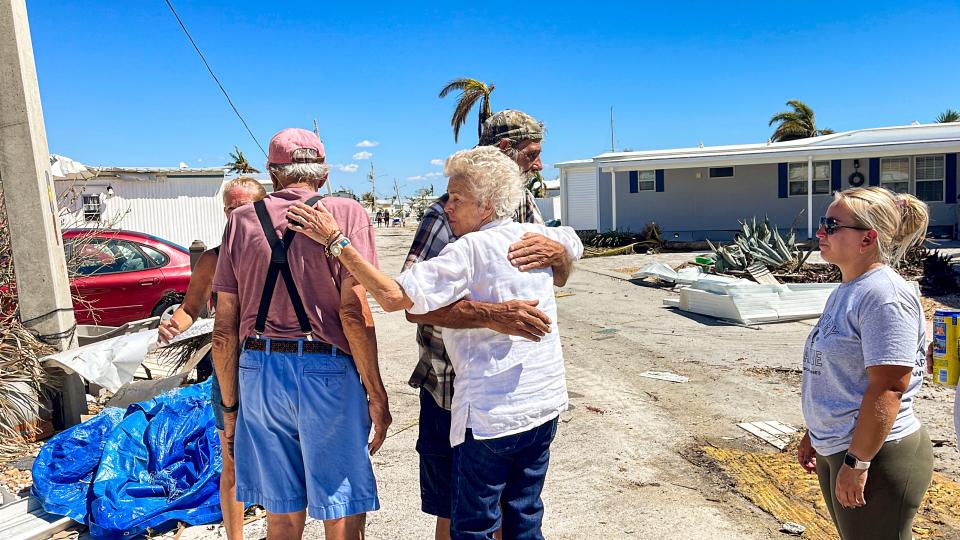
[{"x1": 801, "y1": 266, "x2": 926, "y2": 456}]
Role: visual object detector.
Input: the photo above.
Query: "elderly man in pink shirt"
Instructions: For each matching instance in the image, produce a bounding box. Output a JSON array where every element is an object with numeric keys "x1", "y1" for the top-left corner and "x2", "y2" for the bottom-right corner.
[{"x1": 212, "y1": 128, "x2": 390, "y2": 540}]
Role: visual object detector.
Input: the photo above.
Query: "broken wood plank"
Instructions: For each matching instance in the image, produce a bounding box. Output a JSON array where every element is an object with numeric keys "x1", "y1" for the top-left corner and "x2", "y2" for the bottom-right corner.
[
  {"x1": 737, "y1": 422, "x2": 790, "y2": 451},
  {"x1": 639, "y1": 371, "x2": 689, "y2": 383}
]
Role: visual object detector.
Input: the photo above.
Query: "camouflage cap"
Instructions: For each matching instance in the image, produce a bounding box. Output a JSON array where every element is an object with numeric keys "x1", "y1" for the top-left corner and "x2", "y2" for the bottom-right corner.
[{"x1": 478, "y1": 109, "x2": 544, "y2": 146}]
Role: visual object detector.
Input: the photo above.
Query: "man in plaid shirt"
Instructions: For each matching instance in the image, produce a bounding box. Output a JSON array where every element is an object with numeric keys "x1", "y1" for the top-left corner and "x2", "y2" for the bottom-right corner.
[{"x1": 402, "y1": 110, "x2": 574, "y2": 538}]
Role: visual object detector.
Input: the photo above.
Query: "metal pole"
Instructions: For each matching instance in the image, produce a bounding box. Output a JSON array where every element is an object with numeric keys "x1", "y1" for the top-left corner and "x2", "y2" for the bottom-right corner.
[
  {"x1": 189, "y1": 240, "x2": 209, "y2": 318},
  {"x1": 807, "y1": 155, "x2": 814, "y2": 239},
  {"x1": 0, "y1": 0, "x2": 84, "y2": 425},
  {"x1": 611, "y1": 172, "x2": 617, "y2": 231}
]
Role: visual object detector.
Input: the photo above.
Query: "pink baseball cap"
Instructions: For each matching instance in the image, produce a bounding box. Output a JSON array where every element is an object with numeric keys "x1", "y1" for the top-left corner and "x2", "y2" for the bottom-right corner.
[{"x1": 268, "y1": 128, "x2": 325, "y2": 164}]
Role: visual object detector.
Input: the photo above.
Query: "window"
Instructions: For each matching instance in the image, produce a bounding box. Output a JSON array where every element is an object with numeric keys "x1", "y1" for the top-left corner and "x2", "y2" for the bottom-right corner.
[
  {"x1": 629, "y1": 170, "x2": 656, "y2": 193},
  {"x1": 82, "y1": 195, "x2": 102, "y2": 222},
  {"x1": 788, "y1": 161, "x2": 830, "y2": 195},
  {"x1": 139, "y1": 244, "x2": 169, "y2": 267},
  {"x1": 72, "y1": 239, "x2": 151, "y2": 276},
  {"x1": 709, "y1": 166, "x2": 734, "y2": 178},
  {"x1": 915, "y1": 155, "x2": 945, "y2": 202},
  {"x1": 880, "y1": 157, "x2": 910, "y2": 194}
]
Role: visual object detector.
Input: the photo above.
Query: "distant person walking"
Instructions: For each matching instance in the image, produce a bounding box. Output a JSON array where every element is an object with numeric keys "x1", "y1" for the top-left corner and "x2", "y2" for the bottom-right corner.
[
  {"x1": 157, "y1": 176, "x2": 265, "y2": 540},
  {"x1": 797, "y1": 186, "x2": 933, "y2": 540},
  {"x1": 383, "y1": 208, "x2": 390, "y2": 228},
  {"x1": 376, "y1": 209, "x2": 383, "y2": 228}
]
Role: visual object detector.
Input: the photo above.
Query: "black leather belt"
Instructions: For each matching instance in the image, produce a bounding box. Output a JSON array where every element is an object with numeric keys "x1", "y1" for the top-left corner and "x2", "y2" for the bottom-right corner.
[{"x1": 243, "y1": 337, "x2": 347, "y2": 356}]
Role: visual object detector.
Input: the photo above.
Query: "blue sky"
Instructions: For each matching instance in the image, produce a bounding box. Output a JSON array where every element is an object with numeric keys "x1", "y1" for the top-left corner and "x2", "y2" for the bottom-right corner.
[{"x1": 28, "y1": 1, "x2": 960, "y2": 196}]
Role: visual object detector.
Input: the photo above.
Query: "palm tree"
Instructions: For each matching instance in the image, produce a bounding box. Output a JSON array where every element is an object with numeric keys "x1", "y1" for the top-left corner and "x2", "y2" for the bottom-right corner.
[
  {"x1": 936, "y1": 109, "x2": 960, "y2": 123},
  {"x1": 224, "y1": 146, "x2": 260, "y2": 174},
  {"x1": 438, "y1": 78, "x2": 495, "y2": 143},
  {"x1": 768, "y1": 100, "x2": 835, "y2": 142},
  {"x1": 360, "y1": 191, "x2": 376, "y2": 210}
]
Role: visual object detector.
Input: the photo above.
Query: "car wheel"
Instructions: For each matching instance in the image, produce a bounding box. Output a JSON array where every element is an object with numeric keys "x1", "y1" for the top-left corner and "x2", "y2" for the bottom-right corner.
[{"x1": 151, "y1": 294, "x2": 183, "y2": 321}]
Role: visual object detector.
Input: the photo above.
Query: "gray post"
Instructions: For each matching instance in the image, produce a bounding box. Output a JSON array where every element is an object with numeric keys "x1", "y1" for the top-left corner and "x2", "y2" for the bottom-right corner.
[
  {"x1": 0, "y1": 0, "x2": 84, "y2": 425},
  {"x1": 189, "y1": 240, "x2": 209, "y2": 317}
]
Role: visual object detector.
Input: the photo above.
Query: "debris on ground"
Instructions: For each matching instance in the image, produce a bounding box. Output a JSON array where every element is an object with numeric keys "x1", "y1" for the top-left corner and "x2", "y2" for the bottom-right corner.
[
  {"x1": 735, "y1": 421, "x2": 798, "y2": 451},
  {"x1": 703, "y1": 443, "x2": 960, "y2": 540},
  {"x1": 585, "y1": 405, "x2": 606, "y2": 415},
  {"x1": 592, "y1": 328, "x2": 619, "y2": 340},
  {"x1": 663, "y1": 279, "x2": 842, "y2": 326},
  {"x1": 32, "y1": 380, "x2": 221, "y2": 539},
  {"x1": 639, "y1": 371, "x2": 689, "y2": 384},
  {"x1": 779, "y1": 522, "x2": 806, "y2": 536}
]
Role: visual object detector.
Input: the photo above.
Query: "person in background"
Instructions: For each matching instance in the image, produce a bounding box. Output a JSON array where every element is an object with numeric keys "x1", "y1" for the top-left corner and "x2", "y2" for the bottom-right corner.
[
  {"x1": 286, "y1": 146, "x2": 583, "y2": 540},
  {"x1": 157, "y1": 175, "x2": 266, "y2": 540},
  {"x1": 797, "y1": 186, "x2": 933, "y2": 540},
  {"x1": 212, "y1": 128, "x2": 389, "y2": 540},
  {"x1": 402, "y1": 109, "x2": 573, "y2": 540}
]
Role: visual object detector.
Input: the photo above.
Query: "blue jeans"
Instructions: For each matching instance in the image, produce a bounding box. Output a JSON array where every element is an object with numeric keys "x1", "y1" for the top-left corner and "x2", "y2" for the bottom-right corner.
[
  {"x1": 417, "y1": 388, "x2": 453, "y2": 518},
  {"x1": 451, "y1": 418, "x2": 559, "y2": 540}
]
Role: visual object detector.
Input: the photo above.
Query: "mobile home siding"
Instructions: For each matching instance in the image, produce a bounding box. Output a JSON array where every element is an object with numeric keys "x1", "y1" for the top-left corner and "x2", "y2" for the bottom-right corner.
[
  {"x1": 562, "y1": 166, "x2": 599, "y2": 230},
  {"x1": 57, "y1": 173, "x2": 229, "y2": 248}
]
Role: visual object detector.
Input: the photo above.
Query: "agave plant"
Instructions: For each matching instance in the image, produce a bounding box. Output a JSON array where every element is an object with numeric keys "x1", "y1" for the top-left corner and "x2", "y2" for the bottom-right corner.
[{"x1": 708, "y1": 217, "x2": 809, "y2": 273}]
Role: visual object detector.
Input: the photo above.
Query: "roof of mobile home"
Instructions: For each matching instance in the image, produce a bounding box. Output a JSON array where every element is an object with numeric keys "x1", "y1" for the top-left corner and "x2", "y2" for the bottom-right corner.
[{"x1": 556, "y1": 123, "x2": 960, "y2": 171}]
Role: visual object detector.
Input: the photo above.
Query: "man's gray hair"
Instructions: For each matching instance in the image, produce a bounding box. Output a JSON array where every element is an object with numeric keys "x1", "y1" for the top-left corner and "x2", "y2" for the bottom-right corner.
[
  {"x1": 444, "y1": 146, "x2": 524, "y2": 220},
  {"x1": 268, "y1": 148, "x2": 329, "y2": 186}
]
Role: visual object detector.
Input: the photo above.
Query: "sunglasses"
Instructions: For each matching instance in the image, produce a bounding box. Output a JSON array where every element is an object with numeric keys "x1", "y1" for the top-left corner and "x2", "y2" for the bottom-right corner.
[{"x1": 819, "y1": 216, "x2": 871, "y2": 235}]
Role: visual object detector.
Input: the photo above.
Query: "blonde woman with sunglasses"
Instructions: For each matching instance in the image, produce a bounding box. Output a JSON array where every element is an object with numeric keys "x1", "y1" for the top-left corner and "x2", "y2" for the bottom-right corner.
[{"x1": 797, "y1": 186, "x2": 933, "y2": 539}]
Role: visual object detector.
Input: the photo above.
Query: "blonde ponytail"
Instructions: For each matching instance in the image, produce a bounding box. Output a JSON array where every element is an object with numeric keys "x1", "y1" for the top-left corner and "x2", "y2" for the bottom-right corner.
[{"x1": 834, "y1": 187, "x2": 929, "y2": 266}]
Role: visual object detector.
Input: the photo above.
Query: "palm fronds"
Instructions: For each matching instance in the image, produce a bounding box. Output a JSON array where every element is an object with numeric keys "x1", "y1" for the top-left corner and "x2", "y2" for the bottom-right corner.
[
  {"x1": 225, "y1": 146, "x2": 260, "y2": 174},
  {"x1": 936, "y1": 109, "x2": 960, "y2": 123},
  {"x1": 768, "y1": 99, "x2": 832, "y2": 142},
  {"x1": 439, "y1": 78, "x2": 495, "y2": 142}
]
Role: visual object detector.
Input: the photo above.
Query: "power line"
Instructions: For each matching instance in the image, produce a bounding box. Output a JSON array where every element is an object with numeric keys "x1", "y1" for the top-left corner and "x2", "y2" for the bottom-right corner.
[{"x1": 163, "y1": 0, "x2": 267, "y2": 158}]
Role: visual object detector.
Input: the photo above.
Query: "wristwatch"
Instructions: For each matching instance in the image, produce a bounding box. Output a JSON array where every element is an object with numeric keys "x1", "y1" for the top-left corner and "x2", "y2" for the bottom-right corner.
[
  {"x1": 843, "y1": 451, "x2": 871, "y2": 470},
  {"x1": 328, "y1": 235, "x2": 351, "y2": 257}
]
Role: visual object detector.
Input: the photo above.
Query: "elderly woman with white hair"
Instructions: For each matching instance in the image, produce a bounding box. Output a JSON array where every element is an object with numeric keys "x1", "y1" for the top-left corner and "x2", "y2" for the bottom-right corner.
[{"x1": 288, "y1": 145, "x2": 583, "y2": 540}]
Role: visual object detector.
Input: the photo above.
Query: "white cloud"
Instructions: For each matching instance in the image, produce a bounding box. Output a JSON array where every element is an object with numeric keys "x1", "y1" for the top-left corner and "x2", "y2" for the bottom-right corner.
[
  {"x1": 196, "y1": 158, "x2": 204, "y2": 163},
  {"x1": 430, "y1": 159, "x2": 444, "y2": 166},
  {"x1": 424, "y1": 172, "x2": 443, "y2": 178},
  {"x1": 336, "y1": 164, "x2": 359, "y2": 173},
  {"x1": 356, "y1": 140, "x2": 379, "y2": 148},
  {"x1": 352, "y1": 151, "x2": 373, "y2": 160},
  {"x1": 407, "y1": 175, "x2": 425, "y2": 181}
]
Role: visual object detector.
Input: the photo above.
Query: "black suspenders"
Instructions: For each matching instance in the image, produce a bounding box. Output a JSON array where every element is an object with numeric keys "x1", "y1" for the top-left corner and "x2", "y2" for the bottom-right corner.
[{"x1": 252, "y1": 195, "x2": 323, "y2": 340}]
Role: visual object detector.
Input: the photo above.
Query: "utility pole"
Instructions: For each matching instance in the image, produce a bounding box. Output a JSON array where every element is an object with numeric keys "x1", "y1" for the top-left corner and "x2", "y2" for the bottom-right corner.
[
  {"x1": 1, "y1": 0, "x2": 85, "y2": 425},
  {"x1": 313, "y1": 118, "x2": 332, "y2": 195},
  {"x1": 367, "y1": 162, "x2": 377, "y2": 210},
  {"x1": 610, "y1": 106, "x2": 616, "y2": 152}
]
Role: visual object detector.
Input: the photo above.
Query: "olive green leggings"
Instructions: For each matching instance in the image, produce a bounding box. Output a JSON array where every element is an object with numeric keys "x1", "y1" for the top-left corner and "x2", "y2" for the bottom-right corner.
[{"x1": 815, "y1": 426, "x2": 933, "y2": 540}]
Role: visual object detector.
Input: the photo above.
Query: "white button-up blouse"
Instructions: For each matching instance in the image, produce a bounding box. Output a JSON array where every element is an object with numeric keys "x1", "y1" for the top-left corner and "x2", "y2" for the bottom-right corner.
[{"x1": 397, "y1": 218, "x2": 584, "y2": 446}]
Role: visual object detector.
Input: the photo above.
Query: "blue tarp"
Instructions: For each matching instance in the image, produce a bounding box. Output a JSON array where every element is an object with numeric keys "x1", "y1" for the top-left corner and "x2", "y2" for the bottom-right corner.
[{"x1": 32, "y1": 380, "x2": 223, "y2": 539}]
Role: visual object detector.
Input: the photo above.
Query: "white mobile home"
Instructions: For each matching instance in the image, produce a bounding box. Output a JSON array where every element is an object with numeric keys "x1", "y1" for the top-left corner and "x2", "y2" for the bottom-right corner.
[
  {"x1": 55, "y1": 166, "x2": 249, "y2": 248},
  {"x1": 556, "y1": 123, "x2": 960, "y2": 240}
]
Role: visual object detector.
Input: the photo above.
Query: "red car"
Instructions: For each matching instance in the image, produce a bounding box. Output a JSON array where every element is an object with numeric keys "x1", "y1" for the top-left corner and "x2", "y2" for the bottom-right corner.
[{"x1": 63, "y1": 229, "x2": 192, "y2": 327}]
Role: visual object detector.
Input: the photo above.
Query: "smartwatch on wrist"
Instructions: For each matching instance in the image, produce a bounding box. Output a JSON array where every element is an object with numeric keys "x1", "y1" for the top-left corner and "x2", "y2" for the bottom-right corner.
[
  {"x1": 328, "y1": 235, "x2": 351, "y2": 257},
  {"x1": 843, "y1": 451, "x2": 871, "y2": 470}
]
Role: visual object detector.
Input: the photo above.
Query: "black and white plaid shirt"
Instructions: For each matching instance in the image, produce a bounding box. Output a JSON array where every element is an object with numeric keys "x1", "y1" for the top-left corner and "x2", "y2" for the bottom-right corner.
[{"x1": 402, "y1": 190, "x2": 544, "y2": 409}]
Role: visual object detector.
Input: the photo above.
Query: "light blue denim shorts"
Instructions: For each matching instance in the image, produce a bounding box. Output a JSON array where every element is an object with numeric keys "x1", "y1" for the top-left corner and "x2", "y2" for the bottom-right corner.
[{"x1": 233, "y1": 341, "x2": 379, "y2": 519}]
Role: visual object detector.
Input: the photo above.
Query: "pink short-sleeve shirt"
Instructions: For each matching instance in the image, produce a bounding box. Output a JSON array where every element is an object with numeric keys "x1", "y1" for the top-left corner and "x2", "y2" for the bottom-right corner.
[{"x1": 213, "y1": 187, "x2": 377, "y2": 353}]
